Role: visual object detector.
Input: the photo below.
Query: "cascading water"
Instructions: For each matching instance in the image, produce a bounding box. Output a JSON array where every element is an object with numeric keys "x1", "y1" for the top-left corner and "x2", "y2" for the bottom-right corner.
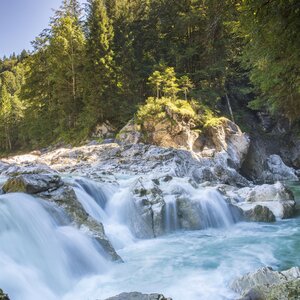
[
  {"x1": 0, "y1": 193, "x2": 111, "y2": 300},
  {"x1": 73, "y1": 177, "x2": 136, "y2": 249},
  {"x1": 164, "y1": 195, "x2": 179, "y2": 232},
  {"x1": 73, "y1": 176, "x2": 237, "y2": 239},
  {"x1": 1, "y1": 175, "x2": 297, "y2": 300},
  {"x1": 161, "y1": 178, "x2": 237, "y2": 233},
  {"x1": 192, "y1": 188, "x2": 236, "y2": 228}
]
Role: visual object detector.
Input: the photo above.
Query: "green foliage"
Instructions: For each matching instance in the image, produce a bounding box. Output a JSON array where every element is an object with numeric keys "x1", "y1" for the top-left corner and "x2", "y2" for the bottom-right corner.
[
  {"x1": 0, "y1": 61, "x2": 25, "y2": 151},
  {"x1": 237, "y1": 0, "x2": 300, "y2": 120},
  {"x1": 136, "y1": 97, "x2": 198, "y2": 125},
  {"x1": 148, "y1": 66, "x2": 192, "y2": 100},
  {"x1": 1, "y1": 0, "x2": 299, "y2": 154}
]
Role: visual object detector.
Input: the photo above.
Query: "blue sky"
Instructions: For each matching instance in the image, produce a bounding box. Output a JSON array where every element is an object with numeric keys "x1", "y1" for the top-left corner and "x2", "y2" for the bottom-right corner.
[{"x1": 0, "y1": 0, "x2": 86, "y2": 57}]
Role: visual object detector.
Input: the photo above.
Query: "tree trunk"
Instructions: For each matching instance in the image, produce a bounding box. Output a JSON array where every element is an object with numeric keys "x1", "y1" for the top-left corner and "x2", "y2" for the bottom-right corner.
[{"x1": 225, "y1": 93, "x2": 235, "y2": 123}]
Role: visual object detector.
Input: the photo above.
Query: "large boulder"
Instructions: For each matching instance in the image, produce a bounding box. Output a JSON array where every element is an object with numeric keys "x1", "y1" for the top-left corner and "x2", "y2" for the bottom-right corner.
[
  {"x1": 118, "y1": 116, "x2": 249, "y2": 174},
  {"x1": 2, "y1": 173, "x2": 63, "y2": 194},
  {"x1": 118, "y1": 119, "x2": 142, "y2": 144},
  {"x1": 105, "y1": 292, "x2": 172, "y2": 300},
  {"x1": 232, "y1": 266, "x2": 300, "y2": 300},
  {"x1": 243, "y1": 205, "x2": 275, "y2": 223},
  {"x1": 201, "y1": 118, "x2": 250, "y2": 169},
  {"x1": 223, "y1": 182, "x2": 296, "y2": 220},
  {"x1": 142, "y1": 115, "x2": 198, "y2": 152},
  {"x1": 262, "y1": 155, "x2": 298, "y2": 182},
  {"x1": 130, "y1": 178, "x2": 166, "y2": 238},
  {"x1": 91, "y1": 121, "x2": 116, "y2": 139},
  {"x1": 176, "y1": 196, "x2": 202, "y2": 230}
]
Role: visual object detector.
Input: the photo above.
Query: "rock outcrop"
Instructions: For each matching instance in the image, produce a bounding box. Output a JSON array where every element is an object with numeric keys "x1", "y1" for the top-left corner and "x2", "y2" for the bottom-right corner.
[
  {"x1": 130, "y1": 178, "x2": 166, "y2": 238},
  {"x1": 104, "y1": 292, "x2": 172, "y2": 300},
  {"x1": 200, "y1": 118, "x2": 249, "y2": 169},
  {"x1": 232, "y1": 266, "x2": 300, "y2": 300},
  {"x1": 2, "y1": 173, "x2": 63, "y2": 194},
  {"x1": 240, "y1": 114, "x2": 300, "y2": 183},
  {"x1": 219, "y1": 182, "x2": 296, "y2": 221},
  {"x1": 243, "y1": 205, "x2": 276, "y2": 223},
  {"x1": 1, "y1": 142, "x2": 251, "y2": 187},
  {"x1": 118, "y1": 117, "x2": 250, "y2": 171},
  {"x1": 262, "y1": 155, "x2": 298, "y2": 182}
]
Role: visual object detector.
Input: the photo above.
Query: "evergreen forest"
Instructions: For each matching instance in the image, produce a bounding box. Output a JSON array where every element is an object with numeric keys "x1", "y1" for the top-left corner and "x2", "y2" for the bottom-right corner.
[{"x1": 0, "y1": 0, "x2": 299, "y2": 154}]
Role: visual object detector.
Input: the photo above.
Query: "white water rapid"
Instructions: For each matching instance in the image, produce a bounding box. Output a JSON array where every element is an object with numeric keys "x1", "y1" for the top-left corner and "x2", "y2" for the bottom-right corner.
[
  {"x1": 0, "y1": 193, "x2": 111, "y2": 300},
  {"x1": 1, "y1": 176, "x2": 299, "y2": 300}
]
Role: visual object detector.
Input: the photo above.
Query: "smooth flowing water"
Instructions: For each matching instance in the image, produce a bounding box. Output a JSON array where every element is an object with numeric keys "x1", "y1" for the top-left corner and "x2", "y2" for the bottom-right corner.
[{"x1": 0, "y1": 177, "x2": 299, "y2": 300}]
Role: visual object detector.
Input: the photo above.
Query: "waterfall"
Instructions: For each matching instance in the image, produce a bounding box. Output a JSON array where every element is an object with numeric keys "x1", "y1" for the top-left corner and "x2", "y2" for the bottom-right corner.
[
  {"x1": 164, "y1": 195, "x2": 179, "y2": 232},
  {"x1": 74, "y1": 177, "x2": 136, "y2": 249},
  {"x1": 0, "y1": 193, "x2": 110, "y2": 300},
  {"x1": 162, "y1": 179, "x2": 237, "y2": 232},
  {"x1": 194, "y1": 189, "x2": 236, "y2": 228},
  {"x1": 74, "y1": 177, "x2": 238, "y2": 240}
]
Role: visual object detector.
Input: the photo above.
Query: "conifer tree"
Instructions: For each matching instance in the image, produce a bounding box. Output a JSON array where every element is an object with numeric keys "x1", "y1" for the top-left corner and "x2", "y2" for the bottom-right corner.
[{"x1": 83, "y1": 0, "x2": 116, "y2": 129}]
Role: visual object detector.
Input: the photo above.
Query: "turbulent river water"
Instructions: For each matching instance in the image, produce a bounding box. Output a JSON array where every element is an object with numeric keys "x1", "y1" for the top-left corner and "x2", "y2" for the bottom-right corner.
[{"x1": 0, "y1": 175, "x2": 299, "y2": 300}]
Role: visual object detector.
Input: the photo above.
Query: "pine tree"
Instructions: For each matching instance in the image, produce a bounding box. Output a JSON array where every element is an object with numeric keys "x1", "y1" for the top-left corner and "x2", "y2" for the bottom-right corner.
[
  {"x1": 83, "y1": 0, "x2": 116, "y2": 129},
  {"x1": 48, "y1": 0, "x2": 85, "y2": 132}
]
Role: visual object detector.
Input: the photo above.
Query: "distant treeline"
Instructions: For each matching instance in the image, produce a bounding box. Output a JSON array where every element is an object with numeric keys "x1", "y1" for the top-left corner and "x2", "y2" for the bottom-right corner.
[{"x1": 0, "y1": 0, "x2": 299, "y2": 153}]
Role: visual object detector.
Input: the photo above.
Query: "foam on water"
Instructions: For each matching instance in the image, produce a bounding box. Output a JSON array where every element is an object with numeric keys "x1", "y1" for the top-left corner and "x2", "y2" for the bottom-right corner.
[
  {"x1": 1, "y1": 178, "x2": 300, "y2": 300},
  {"x1": 0, "y1": 193, "x2": 111, "y2": 300},
  {"x1": 63, "y1": 219, "x2": 300, "y2": 300}
]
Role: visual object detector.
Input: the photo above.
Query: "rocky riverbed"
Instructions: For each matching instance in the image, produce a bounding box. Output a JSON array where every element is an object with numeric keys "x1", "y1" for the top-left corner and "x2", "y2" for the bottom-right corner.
[{"x1": 0, "y1": 117, "x2": 299, "y2": 299}]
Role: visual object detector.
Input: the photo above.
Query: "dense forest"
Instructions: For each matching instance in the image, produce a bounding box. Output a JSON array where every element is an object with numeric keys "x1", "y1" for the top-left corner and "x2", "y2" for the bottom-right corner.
[{"x1": 0, "y1": 0, "x2": 299, "y2": 153}]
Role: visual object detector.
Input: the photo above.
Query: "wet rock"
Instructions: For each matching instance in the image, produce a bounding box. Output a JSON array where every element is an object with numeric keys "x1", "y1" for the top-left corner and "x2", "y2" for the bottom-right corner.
[
  {"x1": 1, "y1": 163, "x2": 56, "y2": 177},
  {"x1": 0, "y1": 289, "x2": 9, "y2": 300},
  {"x1": 1, "y1": 167, "x2": 121, "y2": 262},
  {"x1": 230, "y1": 182, "x2": 296, "y2": 220},
  {"x1": 130, "y1": 178, "x2": 166, "y2": 238},
  {"x1": 232, "y1": 266, "x2": 300, "y2": 300},
  {"x1": 236, "y1": 182, "x2": 294, "y2": 203},
  {"x1": 39, "y1": 185, "x2": 122, "y2": 262},
  {"x1": 244, "y1": 205, "x2": 275, "y2": 222},
  {"x1": 176, "y1": 197, "x2": 202, "y2": 230},
  {"x1": 2, "y1": 173, "x2": 63, "y2": 194},
  {"x1": 104, "y1": 292, "x2": 172, "y2": 300}
]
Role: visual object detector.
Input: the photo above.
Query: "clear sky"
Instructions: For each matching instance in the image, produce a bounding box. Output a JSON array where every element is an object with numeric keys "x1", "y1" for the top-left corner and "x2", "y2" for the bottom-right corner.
[{"x1": 0, "y1": 0, "x2": 85, "y2": 57}]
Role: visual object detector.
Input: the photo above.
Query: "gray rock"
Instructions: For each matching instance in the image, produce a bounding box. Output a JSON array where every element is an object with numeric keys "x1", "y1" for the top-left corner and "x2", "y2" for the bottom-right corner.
[
  {"x1": 2, "y1": 173, "x2": 63, "y2": 194},
  {"x1": 176, "y1": 197, "x2": 202, "y2": 230},
  {"x1": 232, "y1": 266, "x2": 300, "y2": 300},
  {"x1": 244, "y1": 205, "x2": 275, "y2": 222},
  {"x1": 225, "y1": 182, "x2": 296, "y2": 220},
  {"x1": 117, "y1": 119, "x2": 142, "y2": 144},
  {"x1": 130, "y1": 178, "x2": 166, "y2": 238},
  {"x1": 104, "y1": 292, "x2": 172, "y2": 300},
  {"x1": 262, "y1": 155, "x2": 298, "y2": 182}
]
